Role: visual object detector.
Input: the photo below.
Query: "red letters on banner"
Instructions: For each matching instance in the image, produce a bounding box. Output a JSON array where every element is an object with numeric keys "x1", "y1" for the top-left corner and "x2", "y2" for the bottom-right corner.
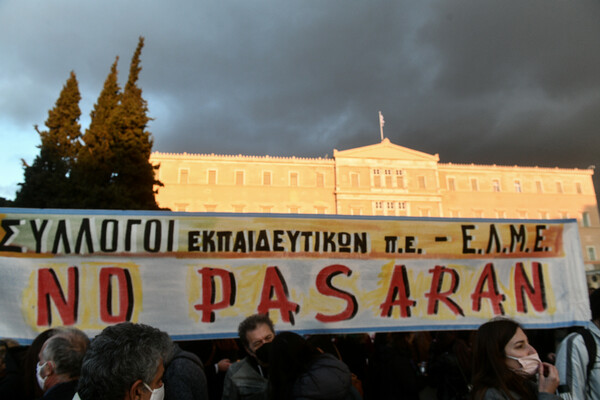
[
  {"x1": 194, "y1": 268, "x2": 236, "y2": 323},
  {"x1": 37, "y1": 267, "x2": 79, "y2": 326},
  {"x1": 257, "y1": 266, "x2": 300, "y2": 324},
  {"x1": 380, "y1": 265, "x2": 416, "y2": 318},
  {"x1": 35, "y1": 261, "x2": 547, "y2": 327},
  {"x1": 315, "y1": 264, "x2": 358, "y2": 322},
  {"x1": 99, "y1": 268, "x2": 134, "y2": 323}
]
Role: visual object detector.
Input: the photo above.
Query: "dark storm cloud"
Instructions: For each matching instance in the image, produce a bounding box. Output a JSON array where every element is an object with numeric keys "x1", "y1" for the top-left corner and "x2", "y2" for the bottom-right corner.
[
  {"x1": 1, "y1": 0, "x2": 600, "y2": 199},
  {"x1": 408, "y1": 0, "x2": 600, "y2": 168}
]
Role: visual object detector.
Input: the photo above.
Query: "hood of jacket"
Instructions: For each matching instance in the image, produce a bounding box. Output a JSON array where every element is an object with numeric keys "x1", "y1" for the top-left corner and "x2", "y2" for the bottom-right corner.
[{"x1": 291, "y1": 353, "x2": 352, "y2": 400}]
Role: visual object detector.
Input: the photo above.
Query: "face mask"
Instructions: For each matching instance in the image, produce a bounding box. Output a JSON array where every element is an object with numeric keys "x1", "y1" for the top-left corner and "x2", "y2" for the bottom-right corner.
[
  {"x1": 507, "y1": 352, "x2": 541, "y2": 375},
  {"x1": 255, "y1": 341, "x2": 272, "y2": 365},
  {"x1": 36, "y1": 362, "x2": 47, "y2": 390},
  {"x1": 143, "y1": 382, "x2": 165, "y2": 400}
]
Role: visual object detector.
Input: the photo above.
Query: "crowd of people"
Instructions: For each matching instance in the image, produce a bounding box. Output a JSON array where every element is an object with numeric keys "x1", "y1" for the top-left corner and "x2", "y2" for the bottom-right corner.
[{"x1": 1, "y1": 288, "x2": 599, "y2": 400}]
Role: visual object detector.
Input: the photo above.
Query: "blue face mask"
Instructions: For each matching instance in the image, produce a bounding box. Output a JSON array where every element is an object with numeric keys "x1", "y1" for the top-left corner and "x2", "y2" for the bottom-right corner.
[{"x1": 143, "y1": 382, "x2": 165, "y2": 400}]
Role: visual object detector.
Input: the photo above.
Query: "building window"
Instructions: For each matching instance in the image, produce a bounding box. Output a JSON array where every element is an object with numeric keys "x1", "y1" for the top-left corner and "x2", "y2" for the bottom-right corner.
[
  {"x1": 205, "y1": 204, "x2": 217, "y2": 212},
  {"x1": 385, "y1": 169, "x2": 393, "y2": 187},
  {"x1": 492, "y1": 179, "x2": 501, "y2": 192},
  {"x1": 351, "y1": 173, "x2": 359, "y2": 188},
  {"x1": 375, "y1": 201, "x2": 383, "y2": 209},
  {"x1": 518, "y1": 210, "x2": 528, "y2": 219},
  {"x1": 260, "y1": 205, "x2": 273, "y2": 213},
  {"x1": 536, "y1": 181, "x2": 543, "y2": 193},
  {"x1": 396, "y1": 170, "x2": 404, "y2": 188},
  {"x1": 175, "y1": 203, "x2": 188, "y2": 212},
  {"x1": 418, "y1": 176, "x2": 426, "y2": 189},
  {"x1": 576, "y1": 182, "x2": 583, "y2": 194},
  {"x1": 587, "y1": 246, "x2": 597, "y2": 261},
  {"x1": 556, "y1": 181, "x2": 563, "y2": 193},
  {"x1": 233, "y1": 204, "x2": 245, "y2": 213},
  {"x1": 539, "y1": 211, "x2": 549, "y2": 219},
  {"x1": 315, "y1": 206, "x2": 327, "y2": 214},
  {"x1": 373, "y1": 169, "x2": 381, "y2": 188},
  {"x1": 179, "y1": 169, "x2": 189, "y2": 184},
  {"x1": 583, "y1": 212, "x2": 591, "y2": 227},
  {"x1": 471, "y1": 178, "x2": 479, "y2": 191},
  {"x1": 387, "y1": 201, "x2": 395, "y2": 210},
  {"x1": 514, "y1": 180, "x2": 522, "y2": 193},
  {"x1": 496, "y1": 210, "x2": 506, "y2": 218},
  {"x1": 288, "y1": 206, "x2": 300, "y2": 214},
  {"x1": 290, "y1": 172, "x2": 298, "y2": 187},
  {"x1": 447, "y1": 177, "x2": 456, "y2": 191},
  {"x1": 263, "y1": 171, "x2": 272, "y2": 186},
  {"x1": 398, "y1": 201, "x2": 407, "y2": 210},
  {"x1": 208, "y1": 170, "x2": 217, "y2": 185},
  {"x1": 316, "y1": 172, "x2": 325, "y2": 187},
  {"x1": 235, "y1": 171, "x2": 245, "y2": 186}
]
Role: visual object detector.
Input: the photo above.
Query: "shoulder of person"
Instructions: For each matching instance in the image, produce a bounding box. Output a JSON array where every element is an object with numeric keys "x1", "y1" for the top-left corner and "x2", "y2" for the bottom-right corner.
[
  {"x1": 226, "y1": 357, "x2": 250, "y2": 376},
  {"x1": 481, "y1": 387, "x2": 511, "y2": 400},
  {"x1": 170, "y1": 349, "x2": 203, "y2": 368}
]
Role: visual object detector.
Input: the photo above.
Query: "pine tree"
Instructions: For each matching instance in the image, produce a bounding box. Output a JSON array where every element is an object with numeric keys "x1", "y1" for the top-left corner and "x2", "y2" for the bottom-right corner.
[
  {"x1": 110, "y1": 36, "x2": 161, "y2": 209},
  {"x1": 72, "y1": 57, "x2": 122, "y2": 208},
  {"x1": 15, "y1": 72, "x2": 82, "y2": 208}
]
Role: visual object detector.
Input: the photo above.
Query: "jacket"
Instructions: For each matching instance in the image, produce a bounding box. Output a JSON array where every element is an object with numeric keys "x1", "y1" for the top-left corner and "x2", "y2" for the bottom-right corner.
[
  {"x1": 42, "y1": 380, "x2": 79, "y2": 400},
  {"x1": 291, "y1": 353, "x2": 359, "y2": 400},
  {"x1": 480, "y1": 387, "x2": 560, "y2": 400},
  {"x1": 555, "y1": 321, "x2": 600, "y2": 400},
  {"x1": 163, "y1": 345, "x2": 209, "y2": 400},
  {"x1": 222, "y1": 357, "x2": 268, "y2": 400}
]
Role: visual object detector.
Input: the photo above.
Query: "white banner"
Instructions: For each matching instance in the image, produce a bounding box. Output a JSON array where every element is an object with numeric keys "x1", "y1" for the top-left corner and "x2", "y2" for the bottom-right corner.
[{"x1": 0, "y1": 208, "x2": 590, "y2": 341}]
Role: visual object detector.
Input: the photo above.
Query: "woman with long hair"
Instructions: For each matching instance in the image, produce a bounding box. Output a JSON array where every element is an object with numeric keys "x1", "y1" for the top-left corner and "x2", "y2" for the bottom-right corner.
[{"x1": 471, "y1": 318, "x2": 560, "y2": 400}]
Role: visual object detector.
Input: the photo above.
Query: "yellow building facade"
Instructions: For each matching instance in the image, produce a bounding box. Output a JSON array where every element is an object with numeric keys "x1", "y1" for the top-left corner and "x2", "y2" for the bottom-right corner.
[{"x1": 151, "y1": 139, "x2": 600, "y2": 280}]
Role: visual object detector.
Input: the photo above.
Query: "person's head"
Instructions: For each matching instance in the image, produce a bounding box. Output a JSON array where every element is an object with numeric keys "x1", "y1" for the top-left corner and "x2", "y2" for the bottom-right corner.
[
  {"x1": 472, "y1": 318, "x2": 538, "y2": 400},
  {"x1": 0, "y1": 340, "x2": 9, "y2": 378},
  {"x1": 36, "y1": 327, "x2": 89, "y2": 392},
  {"x1": 23, "y1": 329, "x2": 56, "y2": 399},
  {"x1": 77, "y1": 322, "x2": 173, "y2": 400},
  {"x1": 237, "y1": 314, "x2": 275, "y2": 360},
  {"x1": 268, "y1": 332, "x2": 320, "y2": 400},
  {"x1": 590, "y1": 288, "x2": 600, "y2": 322}
]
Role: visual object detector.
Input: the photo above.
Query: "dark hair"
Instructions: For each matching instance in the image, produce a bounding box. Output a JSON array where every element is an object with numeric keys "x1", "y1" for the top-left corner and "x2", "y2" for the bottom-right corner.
[
  {"x1": 237, "y1": 314, "x2": 274, "y2": 349},
  {"x1": 77, "y1": 322, "x2": 172, "y2": 400},
  {"x1": 268, "y1": 332, "x2": 320, "y2": 400},
  {"x1": 42, "y1": 327, "x2": 89, "y2": 378},
  {"x1": 471, "y1": 318, "x2": 536, "y2": 400},
  {"x1": 590, "y1": 288, "x2": 600, "y2": 321},
  {"x1": 23, "y1": 328, "x2": 56, "y2": 400}
]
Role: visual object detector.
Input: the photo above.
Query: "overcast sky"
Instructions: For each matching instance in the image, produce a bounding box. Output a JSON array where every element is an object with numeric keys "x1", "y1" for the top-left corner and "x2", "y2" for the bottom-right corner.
[{"x1": 1, "y1": 0, "x2": 599, "y2": 201}]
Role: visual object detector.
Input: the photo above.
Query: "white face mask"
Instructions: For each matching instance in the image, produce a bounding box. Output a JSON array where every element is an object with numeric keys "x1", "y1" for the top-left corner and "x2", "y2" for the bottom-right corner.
[
  {"x1": 143, "y1": 382, "x2": 165, "y2": 400},
  {"x1": 36, "y1": 361, "x2": 47, "y2": 390},
  {"x1": 507, "y1": 352, "x2": 541, "y2": 375}
]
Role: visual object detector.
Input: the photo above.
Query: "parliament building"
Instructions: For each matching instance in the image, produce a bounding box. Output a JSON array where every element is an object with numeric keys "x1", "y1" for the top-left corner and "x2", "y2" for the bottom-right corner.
[{"x1": 150, "y1": 139, "x2": 600, "y2": 284}]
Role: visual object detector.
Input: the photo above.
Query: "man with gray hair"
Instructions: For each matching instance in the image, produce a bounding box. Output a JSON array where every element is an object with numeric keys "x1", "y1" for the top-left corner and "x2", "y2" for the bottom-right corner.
[
  {"x1": 36, "y1": 327, "x2": 90, "y2": 400},
  {"x1": 76, "y1": 322, "x2": 172, "y2": 400}
]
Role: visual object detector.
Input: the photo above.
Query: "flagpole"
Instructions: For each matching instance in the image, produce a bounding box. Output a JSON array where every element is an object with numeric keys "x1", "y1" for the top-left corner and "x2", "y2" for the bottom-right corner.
[{"x1": 379, "y1": 111, "x2": 385, "y2": 141}]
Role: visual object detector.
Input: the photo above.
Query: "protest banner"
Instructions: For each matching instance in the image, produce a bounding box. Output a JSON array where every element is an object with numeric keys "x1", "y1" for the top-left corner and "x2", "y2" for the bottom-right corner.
[{"x1": 0, "y1": 208, "x2": 590, "y2": 342}]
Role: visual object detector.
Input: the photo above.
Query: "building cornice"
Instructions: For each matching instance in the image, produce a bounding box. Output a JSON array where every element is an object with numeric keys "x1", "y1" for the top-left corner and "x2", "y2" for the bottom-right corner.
[
  {"x1": 440, "y1": 162, "x2": 594, "y2": 175},
  {"x1": 151, "y1": 151, "x2": 334, "y2": 164}
]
